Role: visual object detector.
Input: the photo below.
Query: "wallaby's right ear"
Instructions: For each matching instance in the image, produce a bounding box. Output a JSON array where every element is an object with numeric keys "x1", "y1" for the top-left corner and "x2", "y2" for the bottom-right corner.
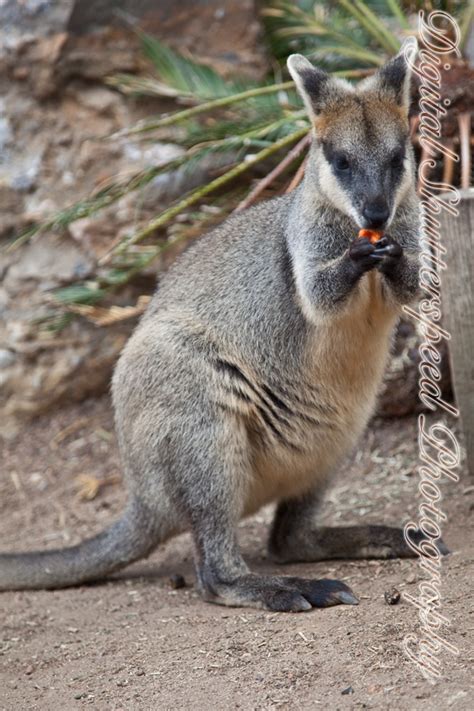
[{"x1": 287, "y1": 54, "x2": 348, "y2": 120}]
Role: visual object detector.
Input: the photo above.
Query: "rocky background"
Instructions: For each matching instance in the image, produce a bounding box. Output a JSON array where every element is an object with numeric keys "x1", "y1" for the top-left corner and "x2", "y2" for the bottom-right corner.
[{"x1": 0, "y1": 0, "x2": 451, "y2": 433}]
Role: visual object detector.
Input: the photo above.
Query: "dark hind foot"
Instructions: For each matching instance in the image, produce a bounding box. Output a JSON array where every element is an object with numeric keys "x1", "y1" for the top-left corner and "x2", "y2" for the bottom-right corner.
[
  {"x1": 404, "y1": 526, "x2": 450, "y2": 557},
  {"x1": 200, "y1": 572, "x2": 358, "y2": 612},
  {"x1": 269, "y1": 495, "x2": 450, "y2": 564},
  {"x1": 270, "y1": 522, "x2": 449, "y2": 563}
]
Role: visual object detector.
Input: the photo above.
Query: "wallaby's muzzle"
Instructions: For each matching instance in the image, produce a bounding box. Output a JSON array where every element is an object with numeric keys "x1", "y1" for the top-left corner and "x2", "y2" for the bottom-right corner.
[{"x1": 361, "y1": 198, "x2": 390, "y2": 230}]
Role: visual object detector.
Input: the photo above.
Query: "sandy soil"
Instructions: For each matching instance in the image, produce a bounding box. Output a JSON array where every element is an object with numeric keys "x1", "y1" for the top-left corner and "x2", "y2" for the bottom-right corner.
[{"x1": 1, "y1": 396, "x2": 473, "y2": 710}]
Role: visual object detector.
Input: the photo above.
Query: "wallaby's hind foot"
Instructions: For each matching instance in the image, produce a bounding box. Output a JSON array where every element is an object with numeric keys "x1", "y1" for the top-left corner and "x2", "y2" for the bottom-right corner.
[
  {"x1": 269, "y1": 496, "x2": 449, "y2": 564},
  {"x1": 200, "y1": 572, "x2": 358, "y2": 612},
  {"x1": 170, "y1": 404, "x2": 359, "y2": 612}
]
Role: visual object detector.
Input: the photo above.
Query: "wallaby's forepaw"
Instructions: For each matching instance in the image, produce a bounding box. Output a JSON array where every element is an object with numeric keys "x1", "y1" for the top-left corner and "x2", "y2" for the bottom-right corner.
[
  {"x1": 368, "y1": 235, "x2": 403, "y2": 273},
  {"x1": 201, "y1": 573, "x2": 359, "y2": 612},
  {"x1": 348, "y1": 237, "x2": 378, "y2": 273}
]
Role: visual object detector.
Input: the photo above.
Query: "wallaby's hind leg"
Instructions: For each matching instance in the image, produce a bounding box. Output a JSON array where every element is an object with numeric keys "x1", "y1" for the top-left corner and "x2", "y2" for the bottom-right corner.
[
  {"x1": 268, "y1": 493, "x2": 449, "y2": 564},
  {"x1": 172, "y1": 407, "x2": 358, "y2": 611}
]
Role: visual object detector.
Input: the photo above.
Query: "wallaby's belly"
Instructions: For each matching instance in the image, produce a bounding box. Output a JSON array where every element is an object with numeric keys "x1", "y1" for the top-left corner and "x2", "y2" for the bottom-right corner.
[
  {"x1": 246, "y1": 425, "x2": 359, "y2": 515},
  {"x1": 245, "y1": 392, "x2": 376, "y2": 515},
  {"x1": 244, "y1": 276, "x2": 398, "y2": 514}
]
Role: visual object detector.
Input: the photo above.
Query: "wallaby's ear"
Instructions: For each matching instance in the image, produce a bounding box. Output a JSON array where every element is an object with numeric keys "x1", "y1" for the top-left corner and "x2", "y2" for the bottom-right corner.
[
  {"x1": 287, "y1": 54, "x2": 334, "y2": 119},
  {"x1": 365, "y1": 38, "x2": 418, "y2": 111}
]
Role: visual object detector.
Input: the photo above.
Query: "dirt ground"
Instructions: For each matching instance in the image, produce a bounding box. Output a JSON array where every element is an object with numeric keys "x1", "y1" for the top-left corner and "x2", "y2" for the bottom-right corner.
[{"x1": 0, "y1": 395, "x2": 473, "y2": 710}]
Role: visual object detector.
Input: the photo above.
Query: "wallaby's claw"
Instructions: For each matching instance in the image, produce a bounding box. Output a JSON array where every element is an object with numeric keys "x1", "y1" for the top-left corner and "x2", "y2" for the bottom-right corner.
[
  {"x1": 337, "y1": 590, "x2": 360, "y2": 605},
  {"x1": 269, "y1": 577, "x2": 359, "y2": 610},
  {"x1": 404, "y1": 527, "x2": 451, "y2": 557},
  {"x1": 204, "y1": 574, "x2": 360, "y2": 612},
  {"x1": 369, "y1": 235, "x2": 403, "y2": 262}
]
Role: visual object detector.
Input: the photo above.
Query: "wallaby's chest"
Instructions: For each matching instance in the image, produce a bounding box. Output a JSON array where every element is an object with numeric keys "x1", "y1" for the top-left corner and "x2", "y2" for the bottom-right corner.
[{"x1": 309, "y1": 272, "x2": 397, "y2": 401}]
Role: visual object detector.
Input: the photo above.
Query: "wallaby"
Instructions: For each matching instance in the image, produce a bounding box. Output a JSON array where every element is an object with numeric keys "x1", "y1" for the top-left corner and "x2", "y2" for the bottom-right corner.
[{"x1": 0, "y1": 41, "x2": 442, "y2": 611}]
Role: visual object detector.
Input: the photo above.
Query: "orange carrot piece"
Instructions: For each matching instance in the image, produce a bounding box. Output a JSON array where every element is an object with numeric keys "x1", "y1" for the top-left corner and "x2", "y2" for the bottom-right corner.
[{"x1": 358, "y1": 228, "x2": 383, "y2": 244}]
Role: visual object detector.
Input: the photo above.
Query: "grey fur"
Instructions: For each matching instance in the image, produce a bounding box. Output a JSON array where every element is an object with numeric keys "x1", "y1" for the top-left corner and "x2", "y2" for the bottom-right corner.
[{"x1": 0, "y1": 49, "x2": 427, "y2": 611}]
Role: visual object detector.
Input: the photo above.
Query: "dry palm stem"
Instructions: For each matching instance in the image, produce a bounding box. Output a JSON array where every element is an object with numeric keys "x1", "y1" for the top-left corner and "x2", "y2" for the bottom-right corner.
[
  {"x1": 234, "y1": 133, "x2": 311, "y2": 212},
  {"x1": 285, "y1": 154, "x2": 308, "y2": 193}
]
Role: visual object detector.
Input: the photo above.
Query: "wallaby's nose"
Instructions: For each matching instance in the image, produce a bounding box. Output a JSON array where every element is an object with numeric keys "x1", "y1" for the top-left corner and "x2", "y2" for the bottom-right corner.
[{"x1": 362, "y1": 200, "x2": 390, "y2": 229}]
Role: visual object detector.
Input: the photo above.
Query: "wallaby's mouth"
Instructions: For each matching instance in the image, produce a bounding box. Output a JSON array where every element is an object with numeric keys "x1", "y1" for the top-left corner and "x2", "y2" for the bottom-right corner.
[{"x1": 355, "y1": 213, "x2": 392, "y2": 234}]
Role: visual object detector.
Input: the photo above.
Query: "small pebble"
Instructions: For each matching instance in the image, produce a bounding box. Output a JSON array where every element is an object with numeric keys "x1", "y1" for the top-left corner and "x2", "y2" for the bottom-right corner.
[
  {"x1": 169, "y1": 573, "x2": 186, "y2": 590},
  {"x1": 384, "y1": 587, "x2": 401, "y2": 605},
  {"x1": 25, "y1": 665, "x2": 34, "y2": 675}
]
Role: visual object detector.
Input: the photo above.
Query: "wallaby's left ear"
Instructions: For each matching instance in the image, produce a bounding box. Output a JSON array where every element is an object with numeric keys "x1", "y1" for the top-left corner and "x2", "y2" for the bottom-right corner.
[
  {"x1": 364, "y1": 37, "x2": 418, "y2": 111},
  {"x1": 287, "y1": 54, "x2": 352, "y2": 121}
]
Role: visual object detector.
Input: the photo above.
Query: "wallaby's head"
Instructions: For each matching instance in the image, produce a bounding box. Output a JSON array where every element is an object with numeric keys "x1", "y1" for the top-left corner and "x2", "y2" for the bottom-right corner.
[{"x1": 288, "y1": 39, "x2": 417, "y2": 230}]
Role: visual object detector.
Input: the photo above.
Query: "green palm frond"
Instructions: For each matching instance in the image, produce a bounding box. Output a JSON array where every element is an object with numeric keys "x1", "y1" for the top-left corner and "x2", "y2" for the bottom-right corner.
[
  {"x1": 263, "y1": 0, "x2": 470, "y2": 68},
  {"x1": 7, "y1": 155, "x2": 190, "y2": 251},
  {"x1": 109, "y1": 80, "x2": 296, "y2": 138},
  {"x1": 10, "y1": 0, "x2": 471, "y2": 327},
  {"x1": 338, "y1": 0, "x2": 400, "y2": 53},
  {"x1": 385, "y1": 0, "x2": 410, "y2": 29},
  {"x1": 113, "y1": 126, "x2": 309, "y2": 255},
  {"x1": 140, "y1": 33, "x2": 254, "y2": 101},
  {"x1": 263, "y1": 0, "x2": 408, "y2": 66},
  {"x1": 308, "y1": 44, "x2": 385, "y2": 65},
  {"x1": 54, "y1": 284, "x2": 107, "y2": 306}
]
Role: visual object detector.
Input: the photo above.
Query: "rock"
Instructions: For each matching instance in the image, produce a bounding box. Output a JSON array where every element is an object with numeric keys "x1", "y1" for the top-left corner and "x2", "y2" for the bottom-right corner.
[
  {"x1": 55, "y1": 29, "x2": 141, "y2": 85},
  {"x1": 75, "y1": 86, "x2": 121, "y2": 114},
  {"x1": 26, "y1": 33, "x2": 70, "y2": 100},
  {"x1": 377, "y1": 317, "x2": 452, "y2": 418},
  {"x1": 0, "y1": 100, "x2": 48, "y2": 194},
  {"x1": 23, "y1": 197, "x2": 59, "y2": 222},
  {"x1": 5, "y1": 234, "x2": 94, "y2": 288},
  {"x1": 0, "y1": 320, "x2": 130, "y2": 423},
  {"x1": 0, "y1": 0, "x2": 269, "y2": 430},
  {"x1": 0, "y1": 114, "x2": 13, "y2": 155},
  {"x1": 121, "y1": 141, "x2": 184, "y2": 168},
  {"x1": 384, "y1": 587, "x2": 401, "y2": 606},
  {"x1": 76, "y1": 136, "x2": 121, "y2": 173},
  {"x1": 0, "y1": 349, "x2": 15, "y2": 368},
  {"x1": 168, "y1": 574, "x2": 186, "y2": 590},
  {"x1": 0, "y1": 185, "x2": 23, "y2": 217}
]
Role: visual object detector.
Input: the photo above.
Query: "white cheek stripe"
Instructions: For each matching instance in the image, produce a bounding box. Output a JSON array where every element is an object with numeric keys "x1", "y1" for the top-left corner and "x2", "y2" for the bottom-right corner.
[
  {"x1": 319, "y1": 161, "x2": 356, "y2": 219},
  {"x1": 391, "y1": 160, "x2": 412, "y2": 220}
]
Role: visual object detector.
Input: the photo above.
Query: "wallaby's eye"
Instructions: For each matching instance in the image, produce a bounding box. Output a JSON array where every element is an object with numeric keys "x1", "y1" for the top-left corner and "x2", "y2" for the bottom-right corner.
[
  {"x1": 334, "y1": 155, "x2": 350, "y2": 172},
  {"x1": 391, "y1": 150, "x2": 405, "y2": 169}
]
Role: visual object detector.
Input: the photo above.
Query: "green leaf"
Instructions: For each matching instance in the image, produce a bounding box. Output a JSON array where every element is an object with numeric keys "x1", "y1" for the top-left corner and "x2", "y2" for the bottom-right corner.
[
  {"x1": 54, "y1": 285, "x2": 106, "y2": 305},
  {"x1": 116, "y1": 126, "x2": 310, "y2": 251},
  {"x1": 140, "y1": 33, "x2": 252, "y2": 101},
  {"x1": 112, "y1": 80, "x2": 296, "y2": 137}
]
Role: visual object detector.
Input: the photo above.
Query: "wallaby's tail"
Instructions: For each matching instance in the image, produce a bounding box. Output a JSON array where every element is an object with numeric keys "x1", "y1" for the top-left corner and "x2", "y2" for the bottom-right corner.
[{"x1": 0, "y1": 499, "x2": 160, "y2": 590}]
